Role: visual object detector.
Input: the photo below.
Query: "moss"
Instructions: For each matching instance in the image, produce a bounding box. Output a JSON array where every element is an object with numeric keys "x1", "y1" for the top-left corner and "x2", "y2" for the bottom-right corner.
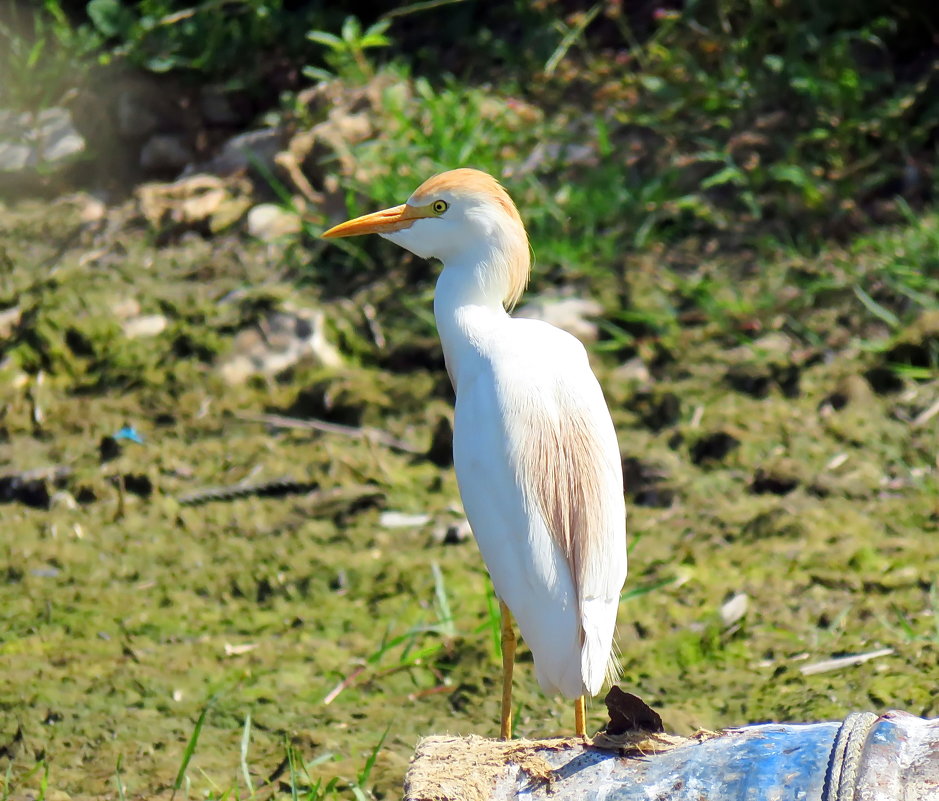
[{"x1": 1, "y1": 189, "x2": 937, "y2": 800}]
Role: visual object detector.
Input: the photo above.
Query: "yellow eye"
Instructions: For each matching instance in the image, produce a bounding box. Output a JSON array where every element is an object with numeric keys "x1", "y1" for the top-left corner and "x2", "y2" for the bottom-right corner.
[{"x1": 432, "y1": 200, "x2": 448, "y2": 215}]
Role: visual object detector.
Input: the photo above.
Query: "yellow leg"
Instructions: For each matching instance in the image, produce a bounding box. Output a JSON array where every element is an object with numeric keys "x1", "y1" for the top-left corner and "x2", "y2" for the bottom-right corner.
[
  {"x1": 574, "y1": 695, "x2": 586, "y2": 737},
  {"x1": 499, "y1": 600, "x2": 516, "y2": 740}
]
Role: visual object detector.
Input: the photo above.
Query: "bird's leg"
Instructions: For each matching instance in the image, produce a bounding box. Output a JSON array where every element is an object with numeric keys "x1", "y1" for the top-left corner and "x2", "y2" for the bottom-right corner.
[
  {"x1": 499, "y1": 600, "x2": 516, "y2": 740},
  {"x1": 574, "y1": 696, "x2": 586, "y2": 737}
]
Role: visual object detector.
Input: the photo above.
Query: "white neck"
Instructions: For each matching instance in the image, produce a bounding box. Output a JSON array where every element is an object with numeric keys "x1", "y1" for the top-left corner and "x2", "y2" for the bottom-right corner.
[{"x1": 433, "y1": 247, "x2": 510, "y2": 390}]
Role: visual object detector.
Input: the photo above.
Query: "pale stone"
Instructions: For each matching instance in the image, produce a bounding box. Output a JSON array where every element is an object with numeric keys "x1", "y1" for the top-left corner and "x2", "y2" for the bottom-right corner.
[
  {"x1": 123, "y1": 314, "x2": 167, "y2": 339},
  {"x1": 246, "y1": 203, "x2": 302, "y2": 240}
]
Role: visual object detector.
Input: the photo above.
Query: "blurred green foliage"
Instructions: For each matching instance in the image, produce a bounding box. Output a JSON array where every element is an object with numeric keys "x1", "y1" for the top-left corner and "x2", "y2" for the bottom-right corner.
[
  {"x1": 81, "y1": 0, "x2": 313, "y2": 76},
  {"x1": 304, "y1": 15, "x2": 392, "y2": 82},
  {"x1": 1, "y1": 6, "x2": 938, "y2": 800},
  {"x1": 1, "y1": 0, "x2": 937, "y2": 310}
]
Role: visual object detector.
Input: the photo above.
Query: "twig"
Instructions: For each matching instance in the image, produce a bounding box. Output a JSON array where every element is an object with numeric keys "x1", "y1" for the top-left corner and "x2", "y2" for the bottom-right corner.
[
  {"x1": 912, "y1": 397, "x2": 939, "y2": 429},
  {"x1": 177, "y1": 480, "x2": 382, "y2": 513},
  {"x1": 177, "y1": 476, "x2": 319, "y2": 506},
  {"x1": 362, "y1": 302, "x2": 386, "y2": 349},
  {"x1": 0, "y1": 465, "x2": 72, "y2": 485},
  {"x1": 799, "y1": 648, "x2": 894, "y2": 676},
  {"x1": 273, "y1": 151, "x2": 324, "y2": 205},
  {"x1": 235, "y1": 411, "x2": 424, "y2": 454},
  {"x1": 323, "y1": 665, "x2": 367, "y2": 705}
]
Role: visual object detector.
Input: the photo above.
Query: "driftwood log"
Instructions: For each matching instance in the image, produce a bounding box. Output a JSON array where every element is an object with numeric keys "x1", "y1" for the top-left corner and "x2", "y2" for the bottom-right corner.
[{"x1": 403, "y1": 711, "x2": 939, "y2": 801}]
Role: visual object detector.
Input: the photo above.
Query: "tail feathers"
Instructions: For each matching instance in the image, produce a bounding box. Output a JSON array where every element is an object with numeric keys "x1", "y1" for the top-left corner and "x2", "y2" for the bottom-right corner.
[
  {"x1": 580, "y1": 596, "x2": 620, "y2": 696},
  {"x1": 534, "y1": 640, "x2": 585, "y2": 699},
  {"x1": 604, "y1": 637, "x2": 622, "y2": 687}
]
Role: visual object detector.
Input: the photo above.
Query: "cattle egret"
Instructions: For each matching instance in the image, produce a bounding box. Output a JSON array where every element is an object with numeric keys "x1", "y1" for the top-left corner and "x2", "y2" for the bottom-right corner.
[{"x1": 323, "y1": 168, "x2": 627, "y2": 738}]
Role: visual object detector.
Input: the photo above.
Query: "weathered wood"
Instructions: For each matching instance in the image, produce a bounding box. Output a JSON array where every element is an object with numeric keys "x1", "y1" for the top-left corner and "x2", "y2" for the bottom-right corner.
[{"x1": 403, "y1": 712, "x2": 939, "y2": 801}]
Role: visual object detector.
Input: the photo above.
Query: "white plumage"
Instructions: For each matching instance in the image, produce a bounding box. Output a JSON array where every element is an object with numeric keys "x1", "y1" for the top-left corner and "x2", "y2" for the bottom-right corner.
[
  {"x1": 323, "y1": 168, "x2": 627, "y2": 735},
  {"x1": 449, "y1": 315, "x2": 626, "y2": 697}
]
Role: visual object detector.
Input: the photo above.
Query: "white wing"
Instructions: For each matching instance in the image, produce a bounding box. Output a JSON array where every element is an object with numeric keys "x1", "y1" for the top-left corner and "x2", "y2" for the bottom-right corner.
[{"x1": 453, "y1": 319, "x2": 627, "y2": 698}]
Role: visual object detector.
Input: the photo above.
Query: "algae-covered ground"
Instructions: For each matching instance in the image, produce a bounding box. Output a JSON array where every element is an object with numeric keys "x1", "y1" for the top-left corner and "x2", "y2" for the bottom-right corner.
[
  {"x1": 2, "y1": 6, "x2": 939, "y2": 795},
  {"x1": 1, "y1": 182, "x2": 937, "y2": 799}
]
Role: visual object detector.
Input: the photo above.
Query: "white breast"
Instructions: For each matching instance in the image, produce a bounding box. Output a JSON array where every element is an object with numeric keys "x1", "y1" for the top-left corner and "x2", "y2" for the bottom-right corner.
[{"x1": 451, "y1": 317, "x2": 627, "y2": 698}]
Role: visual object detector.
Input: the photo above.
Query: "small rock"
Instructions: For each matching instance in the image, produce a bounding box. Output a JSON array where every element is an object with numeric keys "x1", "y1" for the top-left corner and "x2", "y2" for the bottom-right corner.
[
  {"x1": 122, "y1": 314, "x2": 167, "y2": 339},
  {"x1": 379, "y1": 511, "x2": 431, "y2": 529},
  {"x1": 0, "y1": 141, "x2": 32, "y2": 171},
  {"x1": 246, "y1": 203, "x2": 302, "y2": 241},
  {"x1": 50, "y1": 491, "x2": 78, "y2": 510},
  {"x1": 218, "y1": 306, "x2": 342, "y2": 385},
  {"x1": 0, "y1": 107, "x2": 85, "y2": 172},
  {"x1": 137, "y1": 173, "x2": 253, "y2": 232},
  {"x1": 140, "y1": 133, "x2": 194, "y2": 173},
  {"x1": 720, "y1": 592, "x2": 748, "y2": 627},
  {"x1": 203, "y1": 127, "x2": 286, "y2": 176},
  {"x1": 614, "y1": 358, "x2": 652, "y2": 384},
  {"x1": 37, "y1": 108, "x2": 85, "y2": 163},
  {"x1": 516, "y1": 295, "x2": 603, "y2": 342},
  {"x1": 78, "y1": 194, "x2": 108, "y2": 223},
  {"x1": 111, "y1": 298, "x2": 141, "y2": 320}
]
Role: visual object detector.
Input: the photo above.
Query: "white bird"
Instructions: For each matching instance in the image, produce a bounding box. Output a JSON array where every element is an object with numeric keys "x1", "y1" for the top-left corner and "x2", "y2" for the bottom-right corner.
[{"x1": 323, "y1": 168, "x2": 627, "y2": 738}]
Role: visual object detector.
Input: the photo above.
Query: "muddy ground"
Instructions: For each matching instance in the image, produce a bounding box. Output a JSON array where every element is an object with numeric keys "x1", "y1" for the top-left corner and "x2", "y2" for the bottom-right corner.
[{"x1": 1, "y1": 191, "x2": 937, "y2": 799}]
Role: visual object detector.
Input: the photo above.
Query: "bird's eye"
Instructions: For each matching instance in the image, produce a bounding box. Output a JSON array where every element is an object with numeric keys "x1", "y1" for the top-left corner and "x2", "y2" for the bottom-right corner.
[{"x1": 432, "y1": 200, "x2": 448, "y2": 215}]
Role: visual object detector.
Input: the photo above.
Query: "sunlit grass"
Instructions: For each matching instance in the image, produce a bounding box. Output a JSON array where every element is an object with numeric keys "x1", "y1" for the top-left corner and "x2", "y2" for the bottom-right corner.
[{"x1": 2, "y1": 3, "x2": 938, "y2": 798}]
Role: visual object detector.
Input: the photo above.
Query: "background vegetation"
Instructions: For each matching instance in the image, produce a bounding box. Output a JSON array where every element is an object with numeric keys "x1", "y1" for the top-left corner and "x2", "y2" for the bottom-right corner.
[{"x1": 1, "y1": 1, "x2": 937, "y2": 799}]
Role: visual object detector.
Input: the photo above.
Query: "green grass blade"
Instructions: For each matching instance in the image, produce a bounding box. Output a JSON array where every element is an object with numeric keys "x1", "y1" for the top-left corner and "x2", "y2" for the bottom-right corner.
[
  {"x1": 545, "y1": 4, "x2": 601, "y2": 76},
  {"x1": 240, "y1": 713, "x2": 253, "y2": 800},
  {"x1": 38, "y1": 762, "x2": 48, "y2": 801},
  {"x1": 171, "y1": 699, "x2": 213, "y2": 801},
  {"x1": 114, "y1": 755, "x2": 127, "y2": 801},
  {"x1": 431, "y1": 562, "x2": 456, "y2": 639},
  {"x1": 853, "y1": 285, "x2": 900, "y2": 328},
  {"x1": 353, "y1": 722, "x2": 391, "y2": 797},
  {"x1": 2, "y1": 763, "x2": 13, "y2": 801},
  {"x1": 286, "y1": 739, "x2": 300, "y2": 801},
  {"x1": 622, "y1": 577, "x2": 677, "y2": 601}
]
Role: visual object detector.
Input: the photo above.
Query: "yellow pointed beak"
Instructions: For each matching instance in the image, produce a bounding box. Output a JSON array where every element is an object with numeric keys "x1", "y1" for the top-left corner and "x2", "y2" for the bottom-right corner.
[{"x1": 322, "y1": 203, "x2": 426, "y2": 238}]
